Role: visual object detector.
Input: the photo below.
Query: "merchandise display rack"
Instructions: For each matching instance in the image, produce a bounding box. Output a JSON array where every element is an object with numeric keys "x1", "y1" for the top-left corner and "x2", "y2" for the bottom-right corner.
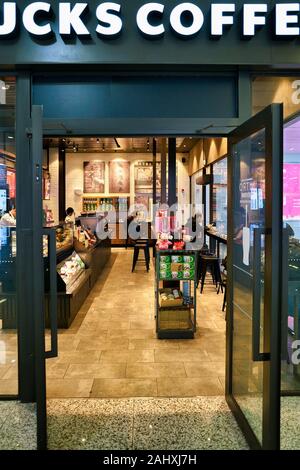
[{"x1": 155, "y1": 249, "x2": 197, "y2": 339}]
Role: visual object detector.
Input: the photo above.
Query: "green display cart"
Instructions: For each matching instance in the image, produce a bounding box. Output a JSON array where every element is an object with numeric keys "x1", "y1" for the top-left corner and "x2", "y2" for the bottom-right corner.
[{"x1": 155, "y1": 249, "x2": 198, "y2": 339}]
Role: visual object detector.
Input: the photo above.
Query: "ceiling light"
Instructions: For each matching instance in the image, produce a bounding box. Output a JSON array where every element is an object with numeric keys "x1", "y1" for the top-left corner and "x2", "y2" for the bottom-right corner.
[{"x1": 7, "y1": 136, "x2": 13, "y2": 140}]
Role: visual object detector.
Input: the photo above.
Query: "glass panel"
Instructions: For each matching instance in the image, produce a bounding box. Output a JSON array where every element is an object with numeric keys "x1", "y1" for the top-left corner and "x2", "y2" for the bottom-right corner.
[
  {"x1": 212, "y1": 158, "x2": 227, "y2": 236},
  {"x1": 281, "y1": 115, "x2": 300, "y2": 449},
  {"x1": 191, "y1": 169, "x2": 202, "y2": 216},
  {"x1": 232, "y1": 129, "x2": 266, "y2": 444},
  {"x1": 0, "y1": 77, "x2": 17, "y2": 395},
  {"x1": 252, "y1": 76, "x2": 300, "y2": 119}
]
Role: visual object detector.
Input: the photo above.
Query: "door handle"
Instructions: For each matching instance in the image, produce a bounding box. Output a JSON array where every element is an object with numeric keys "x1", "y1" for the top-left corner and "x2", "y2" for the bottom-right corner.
[
  {"x1": 252, "y1": 227, "x2": 270, "y2": 362},
  {"x1": 281, "y1": 227, "x2": 289, "y2": 360},
  {"x1": 43, "y1": 227, "x2": 58, "y2": 358}
]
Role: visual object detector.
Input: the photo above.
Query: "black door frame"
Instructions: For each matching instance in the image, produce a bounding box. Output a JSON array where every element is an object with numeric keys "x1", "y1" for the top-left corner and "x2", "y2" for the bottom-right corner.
[{"x1": 226, "y1": 104, "x2": 283, "y2": 450}]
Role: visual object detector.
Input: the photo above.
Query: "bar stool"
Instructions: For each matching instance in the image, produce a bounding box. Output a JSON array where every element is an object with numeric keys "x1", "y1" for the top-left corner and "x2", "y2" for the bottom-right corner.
[
  {"x1": 131, "y1": 239, "x2": 150, "y2": 272},
  {"x1": 199, "y1": 254, "x2": 222, "y2": 293},
  {"x1": 217, "y1": 272, "x2": 227, "y2": 312}
]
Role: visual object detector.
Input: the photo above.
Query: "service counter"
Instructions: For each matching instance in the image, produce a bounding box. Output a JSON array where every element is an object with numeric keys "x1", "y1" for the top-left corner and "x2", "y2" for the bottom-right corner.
[{"x1": 0, "y1": 226, "x2": 111, "y2": 329}]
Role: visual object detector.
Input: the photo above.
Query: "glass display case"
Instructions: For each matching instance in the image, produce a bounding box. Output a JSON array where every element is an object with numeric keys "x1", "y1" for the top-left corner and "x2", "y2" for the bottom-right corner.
[{"x1": 56, "y1": 251, "x2": 86, "y2": 293}]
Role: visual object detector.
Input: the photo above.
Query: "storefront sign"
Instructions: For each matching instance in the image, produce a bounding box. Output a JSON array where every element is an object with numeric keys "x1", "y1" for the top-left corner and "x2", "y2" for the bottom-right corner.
[
  {"x1": 0, "y1": 1, "x2": 299, "y2": 65},
  {"x1": 1, "y1": 2, "x2": 300, "y2": 39}
]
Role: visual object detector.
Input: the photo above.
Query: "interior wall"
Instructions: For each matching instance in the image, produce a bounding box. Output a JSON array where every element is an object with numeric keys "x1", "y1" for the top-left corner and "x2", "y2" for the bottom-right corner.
[
  {"x1": 188, "y1": 137, "x2": 228, "y2": 175},
  {"x1": 65, "y1": 152, "x2": 188, "y2": 217},
  {"x1": 43, "y1": 147, "x2": 59, "y2": 224}
]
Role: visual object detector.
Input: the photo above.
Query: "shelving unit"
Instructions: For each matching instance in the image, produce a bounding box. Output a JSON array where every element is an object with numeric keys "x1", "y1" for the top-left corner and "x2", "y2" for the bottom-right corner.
[
  {"x1": 155, "y1": 250, "x2": 197, "y2": 339},
  {"x1": 82, "y1": 196, "x2": 129, "y2": 213}
]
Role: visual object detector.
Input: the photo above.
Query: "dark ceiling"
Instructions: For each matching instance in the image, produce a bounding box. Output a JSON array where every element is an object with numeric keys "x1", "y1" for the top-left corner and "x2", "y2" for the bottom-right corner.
[{"x1": 43, "y1": 136, "x2": 199, "y2": 154}]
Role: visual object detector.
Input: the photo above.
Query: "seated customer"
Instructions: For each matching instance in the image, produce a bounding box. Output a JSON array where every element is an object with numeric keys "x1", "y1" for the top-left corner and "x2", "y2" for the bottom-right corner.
[{"x1": 0, "y1": 207, "x2": 16, "y2": 227}]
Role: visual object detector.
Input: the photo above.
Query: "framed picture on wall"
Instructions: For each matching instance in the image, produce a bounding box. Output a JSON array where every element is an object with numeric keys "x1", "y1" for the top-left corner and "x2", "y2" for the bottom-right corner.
[
  {"x1": 134, "y1": 161, "x2": 161, "y2": 193},
  {"x1": 109, "y1": 161, "x2": 130, "y2": 193},
  {"x1": 43, "y1": 171, "x2": 51, "y2": 200},
  {"x1": 84, "y1": 161, "x2": 105, "y2": 193}
]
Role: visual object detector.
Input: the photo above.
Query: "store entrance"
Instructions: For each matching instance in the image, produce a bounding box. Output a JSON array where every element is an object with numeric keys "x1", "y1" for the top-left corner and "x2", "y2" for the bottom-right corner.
[
  {"x1": 11, "y1": 101, "x2": 284, "y2": 450},
  {"x1": 42, "y1": 134, "x2": 226, "y2": 401}
]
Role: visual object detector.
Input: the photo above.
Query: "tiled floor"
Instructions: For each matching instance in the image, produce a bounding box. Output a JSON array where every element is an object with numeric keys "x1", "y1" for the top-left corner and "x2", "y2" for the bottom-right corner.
[
  {"x1": 43, "y1": 248, "x2": 227, "y2": 398},
  {"x1": 0, "y1": 248, "x2": 226, "y2": 397}
]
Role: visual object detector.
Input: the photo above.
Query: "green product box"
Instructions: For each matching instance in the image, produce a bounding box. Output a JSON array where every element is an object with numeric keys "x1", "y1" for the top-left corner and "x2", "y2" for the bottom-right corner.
[
  {"x1": 171, "y1": 255, "x2": 183, "y2": 263},
  {"x1": 183, "y1": 255, "x2": 195, "y2": 264},
  {"x1": 160, "y1": 255, "x2": 171, "y2": 263}
]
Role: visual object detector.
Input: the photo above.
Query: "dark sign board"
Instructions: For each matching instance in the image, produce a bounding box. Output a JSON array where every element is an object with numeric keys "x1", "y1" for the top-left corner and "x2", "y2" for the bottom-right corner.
[{"x1": 0, "y1": 1, "x2": 299, "y2": 66}]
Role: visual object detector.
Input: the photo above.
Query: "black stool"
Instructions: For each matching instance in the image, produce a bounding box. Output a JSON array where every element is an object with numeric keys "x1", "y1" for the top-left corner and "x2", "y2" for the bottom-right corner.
[
  {"x1": 132, "y1": 239, "x2": 150, "y2": 272},
  {"x1": 199, "y1": 254, "x2": 222, "y2": 293},
  {"x1": 217, "y1": 272, "x2": 227, "y2": 312}
]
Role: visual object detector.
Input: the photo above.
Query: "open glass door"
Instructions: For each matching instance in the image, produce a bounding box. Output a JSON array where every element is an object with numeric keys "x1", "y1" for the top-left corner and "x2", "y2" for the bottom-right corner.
[
  {"x1": 226, "y1": 104, "x2": 283, "y2": 450},
  {"x1": 31, "y1": 105, "x2": 58, "y2": 450}
]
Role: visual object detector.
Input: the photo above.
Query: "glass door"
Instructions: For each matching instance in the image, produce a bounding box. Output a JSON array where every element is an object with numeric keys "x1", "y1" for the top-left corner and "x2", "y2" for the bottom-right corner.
[
  {"x1": 31, "y1": 105, "x2": 57, "y2": 450},
  {"x1": 226, "y1": 104, "x2": 283, "y2": 449}
]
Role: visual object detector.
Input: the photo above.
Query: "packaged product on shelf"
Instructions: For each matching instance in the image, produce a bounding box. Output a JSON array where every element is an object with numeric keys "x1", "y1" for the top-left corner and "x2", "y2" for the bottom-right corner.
[
  {"x1": 183, "y1": 255, "x2": 194, "y2": 263},
  {"x1": 160, "y1": 255, "x2": 171, "y2": 263},
  {"x1": 171, "y1": 255, "x2": 183, "y2": 263},
  {"x1": 170, "y1": 262, "x2": 182, "y2": 272},
  {"x1": 171, "y1": 271, "x2": 183, "y2": 279}
]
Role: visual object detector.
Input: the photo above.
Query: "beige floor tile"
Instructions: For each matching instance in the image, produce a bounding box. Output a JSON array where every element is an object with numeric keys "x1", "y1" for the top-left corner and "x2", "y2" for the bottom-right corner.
[
  {"x1": 157, "y1": 377, "x2": 223, "y2": 397},
  {"x1": 206, "y1": 350, "x2": 226, "y2": 362},
  {"x1": 99, "y1": 338, "x2": 129, "y2": 351},
  {"x1": 0, "y1": 351, "x2": 17, "y2": 365},
  {"x1": 90, "y1": 378, "x2": 157, "y2": 398},
  {"x1": 154, "y1": 349, "x2": 209, "y2": 363},
  {"x1": 65, "y1": 363, "x2": 126, "y2": 379},
  {"x1": 1, "y1": 365, "x2": 18, "y2": 380},
  {"x1": 129, "y1": 339, "x2": 180, "y2": 350},
  {"x1": 184, "y1": 361, "x2": 225, "y2": 378},
  {"x1": 46, "y1": 363, "x2": 69, "y2": 379},
  {"x1": 100, "y1": 349, "x2": 154, "y2": 364},
  {"x1": 0, "y1": 379, "x2": 17, "y2": 395},
  {"x1": 76, "y1": 336, "x2": 109, "y2": 351},
  {"x1": 0, "y1": 364, "x2": 11, "y2": 379},
  {"x1": 52, "y1": 351, "x2": 101, "y2": 364},
  {"x1": 126, "y1": 362, "x2": 186, "y2": 379},
  {"x1": 122, "y1": 328, "x2": 156, "y2": 340},
  {"x1": 130, "y1": 320, "x2": 155, "y2": 330},
  {"x1": 218, "y1": 376, "x2": 226, "y2": 389},
  {"x1": 46, "y1": 379, "x2": 93, "y2": 398}
]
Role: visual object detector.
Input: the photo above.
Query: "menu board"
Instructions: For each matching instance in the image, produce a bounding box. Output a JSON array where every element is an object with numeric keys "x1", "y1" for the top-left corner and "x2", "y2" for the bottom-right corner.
[
  {"x1": 109, "y1": 161, "x2": 130, "y2": 193},
  {"x1": 84, "y1": 161, "x2": 105, "y2": 193}
]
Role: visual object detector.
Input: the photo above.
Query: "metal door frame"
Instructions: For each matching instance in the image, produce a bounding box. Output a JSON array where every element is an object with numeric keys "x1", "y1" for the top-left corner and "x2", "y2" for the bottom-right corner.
[{"x1": 226, "y1": 104, "x2": 283, "y2": 450}]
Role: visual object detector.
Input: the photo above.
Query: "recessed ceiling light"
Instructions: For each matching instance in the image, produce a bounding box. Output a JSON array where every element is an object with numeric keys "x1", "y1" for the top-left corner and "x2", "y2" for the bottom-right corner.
[{"x1": 7, "y1": 136, "x2": 13, "y2": 139}]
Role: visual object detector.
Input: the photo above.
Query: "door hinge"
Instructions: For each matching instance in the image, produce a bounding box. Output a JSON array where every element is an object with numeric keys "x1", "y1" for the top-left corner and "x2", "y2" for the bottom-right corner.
[{"x1": 26, "y1": 128, "x2": 32, "y2": 138}]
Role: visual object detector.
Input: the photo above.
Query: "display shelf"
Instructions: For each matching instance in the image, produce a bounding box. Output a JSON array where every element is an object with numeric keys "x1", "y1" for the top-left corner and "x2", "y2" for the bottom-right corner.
[
  {"x1": 82, "y1": 196, "x2": 129, "y2": 214},
  {"x1": 155, "y1": 249, "x2": 197, "y2": 339}
]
